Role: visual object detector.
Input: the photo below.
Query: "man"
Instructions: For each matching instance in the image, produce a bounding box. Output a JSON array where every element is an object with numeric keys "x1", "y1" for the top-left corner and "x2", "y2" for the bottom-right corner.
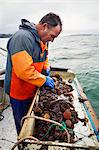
[{"x1": 4, "y1": 12, "x2": 62, "y2": 135}]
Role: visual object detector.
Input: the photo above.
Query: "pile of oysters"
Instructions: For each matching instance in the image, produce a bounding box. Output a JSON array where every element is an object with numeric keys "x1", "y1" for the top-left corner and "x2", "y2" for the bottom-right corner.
[{"x1": 33, "y1": 73, "x2": 79, "y2": 143}]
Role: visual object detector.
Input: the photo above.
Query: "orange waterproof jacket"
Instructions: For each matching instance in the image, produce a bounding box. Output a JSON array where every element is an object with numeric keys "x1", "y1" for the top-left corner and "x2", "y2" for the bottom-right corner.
[{"x1": 4, "y1": 19, "x2": 50, "y2": 100}]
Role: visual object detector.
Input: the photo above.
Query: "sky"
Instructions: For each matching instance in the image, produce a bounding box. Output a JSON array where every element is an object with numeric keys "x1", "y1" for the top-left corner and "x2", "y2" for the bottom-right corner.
[{"x1": 0, "y1": 0, "x2": 99, "y2": 35}]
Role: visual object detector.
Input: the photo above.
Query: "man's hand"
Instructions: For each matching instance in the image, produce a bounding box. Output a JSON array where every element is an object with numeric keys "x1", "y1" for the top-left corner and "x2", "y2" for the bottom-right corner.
[{"x1": 44, "y1": 76, "x2": 54, "y2": 89}]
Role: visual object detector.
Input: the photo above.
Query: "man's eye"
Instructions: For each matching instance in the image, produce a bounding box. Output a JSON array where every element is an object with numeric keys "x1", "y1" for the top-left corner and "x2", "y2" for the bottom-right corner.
[{"x1": 51, "y1": 35, "x2": 55, "y2": 38}]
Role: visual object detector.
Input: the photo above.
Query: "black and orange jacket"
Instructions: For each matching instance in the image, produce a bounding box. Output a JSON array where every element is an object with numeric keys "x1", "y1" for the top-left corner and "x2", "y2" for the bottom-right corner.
[{"x1": 4, "y1": 19, "x2": 50, "y2": 100}]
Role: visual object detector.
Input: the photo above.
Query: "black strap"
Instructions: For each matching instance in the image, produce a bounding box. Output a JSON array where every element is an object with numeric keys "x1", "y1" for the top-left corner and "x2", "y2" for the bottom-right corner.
[{"x1": 51, "y1": 67, "x2": 68, "y2": 72}]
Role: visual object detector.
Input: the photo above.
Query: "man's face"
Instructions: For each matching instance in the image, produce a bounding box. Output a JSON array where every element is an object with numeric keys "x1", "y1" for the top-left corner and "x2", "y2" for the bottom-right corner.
[{"x1": 40, "y1": 24, "x2": 62, "y2": 43}]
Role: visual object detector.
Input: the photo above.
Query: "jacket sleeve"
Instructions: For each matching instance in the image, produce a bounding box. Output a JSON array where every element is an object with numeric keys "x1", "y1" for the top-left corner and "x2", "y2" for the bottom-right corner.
[{"x1": 11, "y1": 50, "x2": 46, "y2": 87}]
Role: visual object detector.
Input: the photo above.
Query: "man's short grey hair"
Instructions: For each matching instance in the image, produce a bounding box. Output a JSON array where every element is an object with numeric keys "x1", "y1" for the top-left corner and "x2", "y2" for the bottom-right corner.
[{"x1": 39, "y1": 12, "x2": 62, "y2": 29}]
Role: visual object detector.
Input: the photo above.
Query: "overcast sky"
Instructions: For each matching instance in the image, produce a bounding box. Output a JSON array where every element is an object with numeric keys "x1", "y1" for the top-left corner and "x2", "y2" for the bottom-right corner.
[{"x1": 0, "y1": 0, "x2": 99, "y2": 34}]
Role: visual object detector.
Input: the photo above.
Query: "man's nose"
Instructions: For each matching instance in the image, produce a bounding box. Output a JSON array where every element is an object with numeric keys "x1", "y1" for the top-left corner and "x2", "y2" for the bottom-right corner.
[{"x1": 51, "y1": 38, "x2": 54, "y2": 42}]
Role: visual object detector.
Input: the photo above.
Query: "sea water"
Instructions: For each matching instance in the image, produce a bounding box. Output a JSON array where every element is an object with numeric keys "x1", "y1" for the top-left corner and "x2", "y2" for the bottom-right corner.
[{"x1": 0, "y1": 34, "x2": 99, "y2": 118}]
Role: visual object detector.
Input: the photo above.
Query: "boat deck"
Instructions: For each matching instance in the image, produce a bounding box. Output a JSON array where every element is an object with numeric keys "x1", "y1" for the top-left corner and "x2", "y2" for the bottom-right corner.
[{"x1": 0, "y1": 106, "x2": 18, "y2": 150}]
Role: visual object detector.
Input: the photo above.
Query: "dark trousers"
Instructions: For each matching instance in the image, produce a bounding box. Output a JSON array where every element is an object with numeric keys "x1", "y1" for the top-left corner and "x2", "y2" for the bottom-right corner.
[{"x1": 10, "y1": 97, "x2": 32, "y2": 135}]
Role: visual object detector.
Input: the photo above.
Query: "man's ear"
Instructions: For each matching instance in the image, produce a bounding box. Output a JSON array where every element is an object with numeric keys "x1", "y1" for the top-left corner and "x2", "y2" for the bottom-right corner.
[
  {"x1": 42, "y1": 23, "x2": 48, "y2": 31},
  {"x1": 42, "y1": 23, "x2": 48, "y2": 28}
]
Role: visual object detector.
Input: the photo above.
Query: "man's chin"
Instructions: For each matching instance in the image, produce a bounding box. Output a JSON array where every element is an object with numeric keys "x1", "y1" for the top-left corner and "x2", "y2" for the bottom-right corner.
[
  {"x1": 42, "y1": 39, "x2": 49, "y2": 44},
  {"x1": 42, "y1": 40, "x2": 46, "y2": 44}
]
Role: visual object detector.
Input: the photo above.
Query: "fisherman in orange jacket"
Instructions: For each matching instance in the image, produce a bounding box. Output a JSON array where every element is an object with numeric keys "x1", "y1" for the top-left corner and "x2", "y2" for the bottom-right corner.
[{"x1": 4, "y1": 12, "x2": 62, "y2": 135}]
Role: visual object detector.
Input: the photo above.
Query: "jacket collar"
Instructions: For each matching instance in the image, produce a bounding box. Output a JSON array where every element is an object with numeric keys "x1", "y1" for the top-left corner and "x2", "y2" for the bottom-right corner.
[
  {"x1": 19, "y1": 19, "x2": 40, "y2": 43},
  {"x1": 19, "y1": 19, "x2": 48, "y2": 52}
]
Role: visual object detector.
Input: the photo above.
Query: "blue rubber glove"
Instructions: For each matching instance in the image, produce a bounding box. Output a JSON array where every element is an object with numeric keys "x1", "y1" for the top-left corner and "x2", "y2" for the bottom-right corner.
[
  {"x1": 45, "y1": 68, "x2": 50, "y2": 76},
  {"x1": 44, "y1": 76, "x2": 54, "y2": 89}
]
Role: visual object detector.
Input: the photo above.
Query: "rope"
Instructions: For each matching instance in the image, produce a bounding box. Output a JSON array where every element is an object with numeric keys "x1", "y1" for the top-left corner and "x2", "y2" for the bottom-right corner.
[
  {"x1": 21, "y1": 115, "x2": 70, "y2": 143},
  {"x1": 11, "y1": 136, "x2": 39, "y2": 150},
  {"x1": 11, "y1": 137, "x2": 99, "y2": 150}
]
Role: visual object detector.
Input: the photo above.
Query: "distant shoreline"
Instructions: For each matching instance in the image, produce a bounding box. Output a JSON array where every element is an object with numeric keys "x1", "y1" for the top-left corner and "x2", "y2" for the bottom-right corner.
[{"x1": 0, "y1": 34, "x2": 12, "y2": 38}]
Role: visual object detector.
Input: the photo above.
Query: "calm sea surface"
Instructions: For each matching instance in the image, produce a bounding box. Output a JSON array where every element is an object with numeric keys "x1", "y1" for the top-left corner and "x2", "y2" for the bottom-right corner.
[{"x1": 0, "y1": 34, "x2": 99, "y2": 118}]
